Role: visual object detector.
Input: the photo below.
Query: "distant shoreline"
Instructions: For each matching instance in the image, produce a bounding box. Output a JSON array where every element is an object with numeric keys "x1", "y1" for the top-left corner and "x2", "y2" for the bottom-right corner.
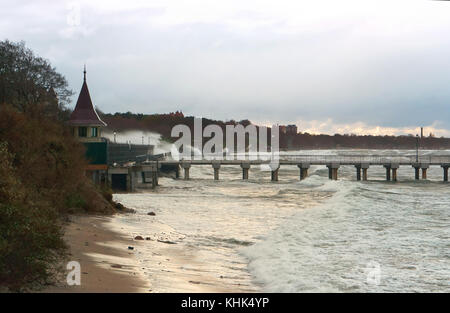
[{"x1": 101, "y1": 113, "x2": 450, "y2": 150}]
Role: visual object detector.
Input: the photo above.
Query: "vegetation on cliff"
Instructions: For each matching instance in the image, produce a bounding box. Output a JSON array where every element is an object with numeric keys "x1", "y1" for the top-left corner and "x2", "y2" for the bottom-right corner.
[{"x1": 0, "y1": 40, "x2": 116, "y2": 291}]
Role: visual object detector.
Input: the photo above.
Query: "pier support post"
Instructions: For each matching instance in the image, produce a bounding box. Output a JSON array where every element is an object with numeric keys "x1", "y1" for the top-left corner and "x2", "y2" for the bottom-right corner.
[
  {"x1": 413, "y1": 163, "x2": 428, "y2": 180},
  {"x1": 442, "y1": 164, "x2": 449, "y2": 182},
  {"x1": 421, "y1": 163, "x2": 429, "y2": 180},
  {"x1": 212, "y1": 161, "x2": 221, "y2": 180},
  {"x1": 384, "y1": 163, "x2": 399, "y2": 181},
  {"x1": 391, "y1": 163, "x2": 399, "y2": 182},
  {"x1": 297, "y1": 163, "x2": 310, "y2": 180},
  {"x1": 241, "y1": 162, "x2": 250, "y2": 180},
  {"x1": 128, "y1": 168, "x2": 138, "y2": 192},
  {"x1": 384, "y1": 165, "x2": 391, "y2": 181},
  {"x1": 270, "y1": 164, "x2": 280, "y2": 182},
  {"x1": 413, "y1": 164, "x2": 420, "y2": 180},
  {"x1": 152, "y1": 171, "x2": 158, "y2": 189},
  {"x1": 392, "y1": 168, "x2": 397, "y2": 182},
  {"x1": 154, "y1": 164, "x2": 160, "y2": 187},
  {"x1": 356, "y1": 163, "x2": 369, "y2": 181},
  {"x1": 271, "y1": 168, "x2": 279, "y2": 181},
  {"x1": 355, "y1": 163, "x2": 369, "y2": 180},
  {"x1": 326, "y1": 163, "x2": 340, "y2": 180},
  {"x1": 175, "y1": 165, "x2": 180, "y2": 179},
  {"x1": 362, "y1": 168, "x2": 368, "y2": 181},
  {"x1": 181, "y1": 162, "x2": 191, "y2": 180},
  {"x1": 422, "y1": 168, "x2": 427, "y2": 180}
]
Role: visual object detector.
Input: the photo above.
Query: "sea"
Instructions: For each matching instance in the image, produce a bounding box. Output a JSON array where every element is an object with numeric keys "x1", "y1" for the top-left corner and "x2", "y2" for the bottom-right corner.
[{"x1": 113, "y1": 149, "x2": 450, "y2": 293}]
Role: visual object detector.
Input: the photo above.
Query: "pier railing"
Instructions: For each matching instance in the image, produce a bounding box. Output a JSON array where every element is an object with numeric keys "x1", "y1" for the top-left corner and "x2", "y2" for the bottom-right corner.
[
  {"x1": 166, "y1": 154, "x2": 450, "y2": 165},
  {"x1": 278, "y1": 154, "x2": 450, "y2": 165}
]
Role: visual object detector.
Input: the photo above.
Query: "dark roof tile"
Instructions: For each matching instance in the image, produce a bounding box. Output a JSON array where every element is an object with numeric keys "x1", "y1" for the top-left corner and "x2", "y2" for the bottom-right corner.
[{"x1": 68, "y1": 72, "x2": 106, "y2": 126}]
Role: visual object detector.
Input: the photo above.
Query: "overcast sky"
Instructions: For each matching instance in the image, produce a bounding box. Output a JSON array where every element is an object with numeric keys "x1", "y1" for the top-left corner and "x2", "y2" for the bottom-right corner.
[{"x1": 2, "y1": 0, "x2": 450, "y2": 136}]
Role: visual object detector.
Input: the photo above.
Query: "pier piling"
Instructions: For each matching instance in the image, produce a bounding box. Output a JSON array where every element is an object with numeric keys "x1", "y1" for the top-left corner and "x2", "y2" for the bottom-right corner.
[
  {"x1": 391, "y1": 163, "x2": 399, "y2": 182},
  {"x1": 181, "y1": 162, "x2": 191, "y2": 180},
  {"x1": 212, "y1": 161, "x2": 221, "y2": 180},
  {"x1": 355, "y1": 163, "x2": 369, "y2": 181},
  {"x1": 152, "y1": 171, "x2": 158, "y2": 188},
  {"x1": 241, "y1": 162, "x2": 250, "y2": 180},
  {"x1": 384, "y1": 165, "x2": 391, "y2": 181},
  {"x1": 270, "y1": 164, "x2": 280, "y2": 182},
  {"x1": 326, "y1": 163, "x2": 340, "y2": 180},
  {"x1": 297, "y1": 163, "x2": 310, "y2": 180},
  {"x1": 392, "y1": 168, "x2": 398, "y2": 182},
  {"x1": 421, "y1": 163, "x2": 429, "y2": 180},
  {"x1": 415, "y1": 168, "x2": 420, "y2": 180},
  {"x1": 442, "y1": 164, "x2": 449, "y2": 182}
]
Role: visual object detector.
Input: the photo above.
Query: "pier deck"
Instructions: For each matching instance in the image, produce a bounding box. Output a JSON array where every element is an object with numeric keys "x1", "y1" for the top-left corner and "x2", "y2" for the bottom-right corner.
[{"x1": 107, "y1": 154, "x2": 450, "y2": 191}]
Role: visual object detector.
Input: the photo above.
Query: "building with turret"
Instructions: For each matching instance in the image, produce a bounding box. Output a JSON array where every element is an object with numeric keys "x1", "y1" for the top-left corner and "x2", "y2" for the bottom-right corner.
[
  {"x1": 68, "y1": 67, "x2": 108, "y2": 183},
  {"x1": 68, "y1": 66, "x2": 107, "y2": 142},
  {"x1": 68, "y1": 67, "x2": 154, "y2": 189}
]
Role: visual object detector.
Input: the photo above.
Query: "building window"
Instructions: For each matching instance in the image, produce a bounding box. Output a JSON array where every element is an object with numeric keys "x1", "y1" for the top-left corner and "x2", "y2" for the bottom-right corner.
[
  {"x1": 91, "y1": 127, "x2": 98, "y2": 137},
  {"x1": 78, "y1": 127, "x2": 87, "y2": 137}
]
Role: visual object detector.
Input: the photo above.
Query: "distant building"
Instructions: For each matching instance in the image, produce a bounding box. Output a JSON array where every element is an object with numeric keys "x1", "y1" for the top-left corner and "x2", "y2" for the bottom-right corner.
[
  {"x1": 286, "y1": 124, "x2": 298, "y2": 135},
  {"x1": 168, "y1": 110, "x2": 184, "y2": 118},
  {"x1": 279, "y1": 124, "x2": 298, "y2": 135}
]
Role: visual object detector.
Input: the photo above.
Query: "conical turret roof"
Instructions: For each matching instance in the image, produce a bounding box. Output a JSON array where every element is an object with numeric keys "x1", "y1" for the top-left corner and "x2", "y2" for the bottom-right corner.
[{"x1": 68, "y1": 67, "x2": 106, "y2": 126}]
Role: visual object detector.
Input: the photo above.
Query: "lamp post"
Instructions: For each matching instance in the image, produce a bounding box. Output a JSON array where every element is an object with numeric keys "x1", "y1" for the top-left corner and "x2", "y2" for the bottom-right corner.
[
  {"x1": 113, "y1": 131, "x2": 117, "y2": 143},
  {"x1": 415, "y1": 134, "x2": 419, "y2": 162}
]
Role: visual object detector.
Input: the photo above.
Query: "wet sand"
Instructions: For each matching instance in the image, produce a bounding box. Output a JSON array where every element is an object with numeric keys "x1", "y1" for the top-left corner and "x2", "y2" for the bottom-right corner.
[
  {"x1": 45, "y1": 215, "x2": 150, "y2": 293},
  {"x1": 108, "y1": 214, "x2": 240, "y2": 292},
  {"x1": 45, "y1": 213, "x2": 237, "y2": 293}
]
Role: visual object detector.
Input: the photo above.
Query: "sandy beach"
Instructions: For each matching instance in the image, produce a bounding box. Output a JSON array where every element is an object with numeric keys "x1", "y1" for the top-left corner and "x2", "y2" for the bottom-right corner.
[
  {"x1": 45, "y1": 212, "x2": 237, "y2": 293},
  {"x1": 108, "y1": 211, "x2": 240, "y2": 293},
  {"x1": 44, "y1": 215, "x2": 150, "y2": 293}
]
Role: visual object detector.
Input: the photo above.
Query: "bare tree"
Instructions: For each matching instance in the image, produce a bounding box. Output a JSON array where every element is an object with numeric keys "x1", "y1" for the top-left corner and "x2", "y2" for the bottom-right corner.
[{"x1": 0, "y1": 40, "x2": 73, "y2": 119}]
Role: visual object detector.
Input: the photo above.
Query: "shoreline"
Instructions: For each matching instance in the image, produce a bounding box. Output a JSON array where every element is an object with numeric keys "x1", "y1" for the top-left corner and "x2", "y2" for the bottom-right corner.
[
  {"x1": 44, "y1": 214, "x2": 150, "y2": 293},
  {"x1": 109, "y1": 210, "x2": 251, "y2": 293},
  {"x1": 45, "y1": 212, "x2": 248, "y2": 293}
]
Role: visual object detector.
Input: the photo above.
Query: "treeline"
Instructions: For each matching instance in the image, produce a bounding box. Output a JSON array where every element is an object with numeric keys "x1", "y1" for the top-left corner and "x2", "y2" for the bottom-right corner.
[
  {"x1": 102, "y1": 112, "x2": 258, "y2": 144},
  {"x1": 0, "y1": 40, "x2": 117, "y2": 291},
  {"x1": 102, "y1": 112, "x2": 450, "y2": 150},
  {"x1": 282, "y1": 133, "x2": 450, "y2": 150}
]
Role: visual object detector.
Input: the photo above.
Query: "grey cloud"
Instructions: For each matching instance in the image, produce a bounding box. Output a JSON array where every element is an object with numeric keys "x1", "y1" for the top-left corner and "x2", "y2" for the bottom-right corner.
[{"x1": 1, "y1": 1, "x2": 450, "y2": 133}]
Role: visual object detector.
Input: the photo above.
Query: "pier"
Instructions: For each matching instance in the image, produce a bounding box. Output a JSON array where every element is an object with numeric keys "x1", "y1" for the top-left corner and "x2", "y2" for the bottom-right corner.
[{"x1": 108, "y1": 154, "x2": 450, "y2": 191}]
